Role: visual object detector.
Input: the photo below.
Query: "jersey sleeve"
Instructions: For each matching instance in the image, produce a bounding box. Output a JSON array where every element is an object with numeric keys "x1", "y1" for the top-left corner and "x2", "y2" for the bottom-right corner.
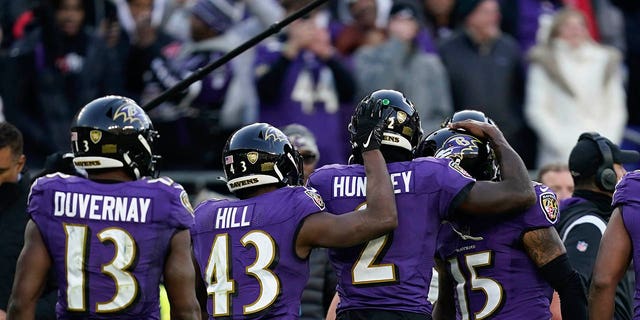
[
  {"x1": 614, "y1": 172, "x2": 640, "y2": 238},
  {"x1": 26, "y1": 177, "x2": 45, "y2": 219},
  {"x1": 416, "y1": 158, "x2": 475, "y2": 220},
  {"x1": 293, "y1": 187, "x2": 326, "y2": 220},
  {"x1": 520, "y1": 184, "x2": 560, "y2": 229},
  {"x1": 306, "y1": 167, "x2": 331, "y2": 199},
  {"x1": 166, "y1": 182, "x2": 195, "y2": 230},
  {"x1": 613, "y1": 171, "x2": 640, "y2": 207}
]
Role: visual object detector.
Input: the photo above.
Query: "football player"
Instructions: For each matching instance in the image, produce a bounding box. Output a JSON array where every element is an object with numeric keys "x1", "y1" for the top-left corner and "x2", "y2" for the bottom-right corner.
[
  {"x1": 309, "y1": 91, "x2": 536, "y2": 320},
  {"x1": 589, "y1": 170, "x2": 640, "y2": 319},
  {"x1": 190, "y1": 97, "x2": 398, "y2": 318},
  {"x1": 7, "y1": 96, "x2": 201, "y2": 319},
  {"x1": 423, "y1": 111, "x2": 587, "y2": 320}
]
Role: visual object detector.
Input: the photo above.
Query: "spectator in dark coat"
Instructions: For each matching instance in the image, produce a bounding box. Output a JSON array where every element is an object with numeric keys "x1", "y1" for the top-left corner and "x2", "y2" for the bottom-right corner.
[
  {"x1": 3, "y1": 0, "x2": 123, "y2": 167},
  {"x1": 438, "y1": 0, "x2": 536, "y2": 167},
  {"x1": 0, "y1": 122, "x2": 56, "y2": 319}
]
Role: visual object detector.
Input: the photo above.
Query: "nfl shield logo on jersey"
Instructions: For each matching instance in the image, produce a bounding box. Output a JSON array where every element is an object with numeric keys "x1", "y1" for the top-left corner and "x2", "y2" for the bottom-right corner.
[{"x1": 576, "y1": 241, "x2": 589, "y2": 252}]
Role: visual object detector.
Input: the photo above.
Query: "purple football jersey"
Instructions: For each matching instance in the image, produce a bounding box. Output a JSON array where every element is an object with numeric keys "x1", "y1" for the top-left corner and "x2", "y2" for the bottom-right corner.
[
  {"x1": 28, "y1": 174, "x2": 194, "y2": 319},
  {"x1": 190, "y1": 186, "x2": 326, "y2": 319},
  {"x1": 613, "y1": 171, "x2": 640, "y2": 319},
  {"x1": 254, "y1": 40, "x2": 351, "y2": 166},
  {"x1": 436, "y1": 183, "x2": 559, "y2": 319},
  {"x1": 307, "y1": 157, "x2": 475, "y2": 315}
]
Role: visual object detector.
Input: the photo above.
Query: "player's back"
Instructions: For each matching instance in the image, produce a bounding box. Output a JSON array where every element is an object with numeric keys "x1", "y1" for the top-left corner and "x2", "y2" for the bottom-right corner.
[
  {"x1": 436, "y1": 183, "x2": 558, "y2": 319},
  {"x1": 27, "y1": 173, "x2": 194, "y2": 319},
  {"x1": 307, "y1": 157, "x2": 475, "y2": 315},
  {"x1": 191, "y1": 186, "x2": 326, "y2": 319},
  {"x1": 613, "y1": 170, "x2": 640, "y2": 319}
]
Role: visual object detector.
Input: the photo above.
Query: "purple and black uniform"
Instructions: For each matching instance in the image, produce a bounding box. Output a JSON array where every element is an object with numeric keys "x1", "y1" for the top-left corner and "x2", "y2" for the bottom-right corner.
[
  {"x1": 28, "y1": 174, "x2": 194, "y2": 319},
  {"x1": 254, "y1": 40, "x2": 353, "y2": 166},
  {"x1": 307, "y1": 157, "x2": 475, "y2": 316},
  {"x1": 436, "y1": 184, "x2": 559, "y2": 319},
  {"x1": 613, "y1": 171, "x2": 640, "y2": 319},
  {"x1": 191, "y1": 186, "x2": 326, "y2": 319}
]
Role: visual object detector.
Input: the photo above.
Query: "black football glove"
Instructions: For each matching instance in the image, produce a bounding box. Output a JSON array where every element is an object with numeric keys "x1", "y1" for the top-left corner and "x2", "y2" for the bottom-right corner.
[{"x1": 350, "y1": 97, "x2": 393, "y2": 152}]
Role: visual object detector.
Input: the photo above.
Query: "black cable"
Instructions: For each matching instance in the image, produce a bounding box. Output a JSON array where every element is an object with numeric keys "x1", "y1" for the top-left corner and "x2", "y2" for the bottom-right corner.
[{"x1": 142, "y1": 0, "x2": 330, "y2": 111}]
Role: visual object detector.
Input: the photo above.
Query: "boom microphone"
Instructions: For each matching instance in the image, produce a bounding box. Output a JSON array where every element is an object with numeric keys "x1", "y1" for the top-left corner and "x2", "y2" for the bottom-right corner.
[{"x1": 142, "y1": 0, "x2": 330, "y2": 111}]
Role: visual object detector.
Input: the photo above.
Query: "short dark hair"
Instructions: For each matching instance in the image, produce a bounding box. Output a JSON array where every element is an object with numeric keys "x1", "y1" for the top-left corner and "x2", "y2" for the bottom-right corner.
[
  {"x1": 0, "y1": 122, "x2": 24, "y2": 159},
  {"x1": 536, "y1": 163, "x2": 569, "y2": 182}
]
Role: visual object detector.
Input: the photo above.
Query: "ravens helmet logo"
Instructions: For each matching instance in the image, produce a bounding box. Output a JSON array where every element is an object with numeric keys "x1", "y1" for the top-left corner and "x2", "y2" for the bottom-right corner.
[{"x1": 113, "y1": 104, "x2": 143, "y2": 124}]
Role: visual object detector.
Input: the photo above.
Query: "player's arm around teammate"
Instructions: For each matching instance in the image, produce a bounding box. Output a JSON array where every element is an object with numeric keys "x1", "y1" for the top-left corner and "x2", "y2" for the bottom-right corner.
[
  {"x1": 449, "y1": 120, "x2": 536, "y2": 215},
  {"x1": 295, "y1": 94, "x2": 399, "y2": 258}
]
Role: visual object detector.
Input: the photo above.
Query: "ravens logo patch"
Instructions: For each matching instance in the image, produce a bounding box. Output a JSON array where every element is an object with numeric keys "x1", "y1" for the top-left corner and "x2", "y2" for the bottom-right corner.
[
  {"x1": 180, "y1": 190, "x2": 194, "y2": 215},
  {"x1": 448, "y1": 159, "x2": 473, "y2": 179},
  {"x1": 305, "y1": 189, "x2": 325, "y2": 210},
  {"x1": 539, "y1": 192, "x2": 559, "y2": 224}
]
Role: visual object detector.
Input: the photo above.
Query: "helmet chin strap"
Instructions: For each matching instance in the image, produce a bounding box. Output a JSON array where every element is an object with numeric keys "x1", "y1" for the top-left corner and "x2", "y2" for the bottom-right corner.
[{"x1": 122, "y1": 152, "x2": 141, "y2": 179}]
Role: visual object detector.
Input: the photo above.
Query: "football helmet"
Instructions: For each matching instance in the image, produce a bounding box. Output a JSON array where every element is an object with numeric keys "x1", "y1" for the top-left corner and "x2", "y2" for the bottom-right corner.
[
  {"x1": 348, "y1": 90, "x2": 423, "y2": 163},
  {"x1": 442, "y1": 109, "x2": 496, "y2": 128},
  {"x1": 419, "y1": 128, "x2": 499, "y2": 181},
  {"x1": 223, "y1": 123, "x2": 303, "y2": 194},
  {"x1": 70, "y1": 96, "x2": 160, "y2": 179}
]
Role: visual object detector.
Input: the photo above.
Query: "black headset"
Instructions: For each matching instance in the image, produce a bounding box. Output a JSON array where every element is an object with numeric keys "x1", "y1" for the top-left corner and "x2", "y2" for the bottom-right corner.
[{"x1": 578, "y1": 132, "x2": 617, "y2": 192}]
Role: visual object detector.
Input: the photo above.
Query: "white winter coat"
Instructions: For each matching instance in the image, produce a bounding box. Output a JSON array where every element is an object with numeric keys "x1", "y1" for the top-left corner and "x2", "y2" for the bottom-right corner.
[{"x1": 524, "y1": 40, "x2": 627, "y2": 168}]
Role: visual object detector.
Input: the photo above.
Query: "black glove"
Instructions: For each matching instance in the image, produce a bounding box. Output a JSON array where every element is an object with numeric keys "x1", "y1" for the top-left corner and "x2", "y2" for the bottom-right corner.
[{"x1": 350, "y1": 97, "x2": 393, "y2": 152}]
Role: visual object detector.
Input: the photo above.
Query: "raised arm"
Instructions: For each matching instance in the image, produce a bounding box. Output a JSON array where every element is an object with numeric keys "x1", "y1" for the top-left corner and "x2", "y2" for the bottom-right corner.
[
  {"x1": 296, "y1": 97, "x2": 397, "y2": 257},
  {"x1": 523, "y1": 227, "x2": 587, "y2": 320},
  {"x1": 7, "y1": 220, "x2": 51, "y2": 320},
  {"x1": 163, "y1": 230, "x2": 201, "y2": 320},
  {"x1": 589, "y1": 208, "x2": 632, "y2": 320},
  {"x1": 452, "y1": 120, "x2": 536, "y2": 215}
]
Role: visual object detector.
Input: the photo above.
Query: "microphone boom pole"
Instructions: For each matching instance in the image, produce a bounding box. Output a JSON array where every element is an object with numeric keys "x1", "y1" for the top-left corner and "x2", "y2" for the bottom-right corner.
[{"x1": 143, "y1": 0, "x2": 330, "y2": 110}]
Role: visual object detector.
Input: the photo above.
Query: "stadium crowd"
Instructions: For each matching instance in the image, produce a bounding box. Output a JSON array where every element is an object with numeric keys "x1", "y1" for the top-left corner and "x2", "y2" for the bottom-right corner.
[{"x1": 0, "y1": 0, "x2": 640, "y2": 319}]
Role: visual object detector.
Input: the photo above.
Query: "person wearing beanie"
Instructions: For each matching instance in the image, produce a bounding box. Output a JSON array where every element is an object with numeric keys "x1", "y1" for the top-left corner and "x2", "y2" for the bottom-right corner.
[
  {"x1": 141, "y1": 0, "x2": 249, "y2": 170},
  {"x1": 556, "y1": 132, "x2": 638, "y2": 320},
  {"x1": 281, "y1": 123, "x2": 320, "y2": 184}
]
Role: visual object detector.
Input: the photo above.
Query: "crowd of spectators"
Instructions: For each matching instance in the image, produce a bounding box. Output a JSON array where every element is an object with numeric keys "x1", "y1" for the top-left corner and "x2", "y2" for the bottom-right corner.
[{"x1": 0, "y1": 0, "x2": 637, "y2": 174}]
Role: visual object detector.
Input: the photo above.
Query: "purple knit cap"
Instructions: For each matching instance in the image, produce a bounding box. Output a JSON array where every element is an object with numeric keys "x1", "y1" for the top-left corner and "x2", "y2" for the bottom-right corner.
[{"x1": 191, "y1": 0, "x2": 238, "y2": 33}]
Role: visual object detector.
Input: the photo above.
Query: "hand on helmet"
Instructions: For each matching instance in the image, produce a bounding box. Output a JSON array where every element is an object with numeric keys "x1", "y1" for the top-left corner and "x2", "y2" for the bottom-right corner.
[
  {"x1": 351, "y1": 97, "x2": 394, "y2": 152},
  {"x1": 448, "y1": 119, "x2": 503, "y2": 143}
]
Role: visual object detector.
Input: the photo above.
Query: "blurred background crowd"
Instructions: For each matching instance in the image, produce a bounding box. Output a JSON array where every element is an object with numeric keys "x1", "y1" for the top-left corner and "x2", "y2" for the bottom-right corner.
[{"x1": 0, "y1": 0, "x2": 638, "y2": 195}]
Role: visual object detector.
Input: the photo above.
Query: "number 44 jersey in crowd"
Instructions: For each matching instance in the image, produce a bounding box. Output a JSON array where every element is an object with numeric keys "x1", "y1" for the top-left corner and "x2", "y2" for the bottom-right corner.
[
  {"x1": 307, "y1": 157, "x2": 475, "y2": 315},
  {"x1": 28, "y1": 173, "x2": 195, "y2": 319},
  {"x1": 190, "y1": 186, "x2": 326, "y2": 319}
]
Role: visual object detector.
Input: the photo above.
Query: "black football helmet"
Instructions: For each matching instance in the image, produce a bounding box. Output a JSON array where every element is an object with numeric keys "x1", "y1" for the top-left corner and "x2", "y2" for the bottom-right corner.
[
  {"x1": 441, "y1": 109, "x2": 496, "y2": 128},
  {"x1": 348, "y1": 90, "x2": 423, "y2": 163},
  {"x1": 70, "y1": 96, "x2": 160, "y2": 179},
  {"x1": 223, "y1": 123, "x2": 303, "y2": 195},
  {"x1": 419, "y1": 128, "x2": 499, "y2": 181}
]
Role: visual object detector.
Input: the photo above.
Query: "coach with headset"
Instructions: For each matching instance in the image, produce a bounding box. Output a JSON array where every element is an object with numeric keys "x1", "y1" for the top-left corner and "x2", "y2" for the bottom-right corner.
[{"x1": 556, "y1": 132, "x2": 639, "y2": 320}]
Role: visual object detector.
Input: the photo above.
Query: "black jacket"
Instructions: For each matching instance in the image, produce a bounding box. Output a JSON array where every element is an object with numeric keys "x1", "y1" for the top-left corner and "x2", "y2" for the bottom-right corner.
[
  {"x1": 557, "y1": 189, "x2": 634, "y2": 320},
  {"x1": 0, "y1": 172, "x2": 56, "y2": 317}
]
